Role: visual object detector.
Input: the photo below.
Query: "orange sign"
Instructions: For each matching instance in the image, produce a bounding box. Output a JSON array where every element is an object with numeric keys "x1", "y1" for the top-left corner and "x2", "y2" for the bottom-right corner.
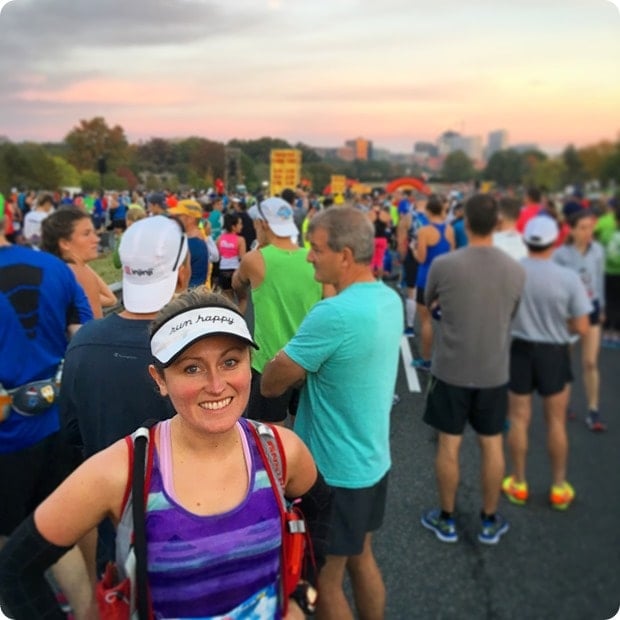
[
  {"x1": 350, "y1": 183, "x2": 371, "y2": 195},
  {"x1": 270, "y1": 150, "x2": 302, "y2": 196}
]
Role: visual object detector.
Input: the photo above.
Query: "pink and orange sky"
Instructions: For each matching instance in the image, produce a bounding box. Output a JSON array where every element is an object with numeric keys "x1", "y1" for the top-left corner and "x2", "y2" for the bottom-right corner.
[{"x1": 0, "y1": 0, "x2": 619, "y2": 154}]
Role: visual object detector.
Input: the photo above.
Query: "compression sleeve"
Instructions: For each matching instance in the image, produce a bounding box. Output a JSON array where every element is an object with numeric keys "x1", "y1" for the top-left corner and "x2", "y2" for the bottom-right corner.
[
  {"x1": 0, "y1": 514, "x2": 71, "y2": 619},
  {"x1": 290, "y1": 470, "x2": 333, "y2": 582}
]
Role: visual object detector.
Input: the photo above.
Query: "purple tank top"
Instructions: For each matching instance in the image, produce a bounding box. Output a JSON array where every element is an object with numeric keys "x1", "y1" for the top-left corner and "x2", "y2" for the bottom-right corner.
[{"x1": 145, "y1": 418, "x2": 282, "y2": 618}]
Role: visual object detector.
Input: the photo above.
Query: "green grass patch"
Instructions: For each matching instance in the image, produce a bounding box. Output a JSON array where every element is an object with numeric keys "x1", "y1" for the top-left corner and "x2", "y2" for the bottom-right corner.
[{"x1": 91, "y1": 252, "x2": 122, "y2": 285}]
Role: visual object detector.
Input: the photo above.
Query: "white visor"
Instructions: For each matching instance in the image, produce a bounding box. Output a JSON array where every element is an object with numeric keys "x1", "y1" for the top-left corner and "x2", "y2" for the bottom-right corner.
[{"x1": 151, "y1": 307, "x2": 258, "y2": 366}]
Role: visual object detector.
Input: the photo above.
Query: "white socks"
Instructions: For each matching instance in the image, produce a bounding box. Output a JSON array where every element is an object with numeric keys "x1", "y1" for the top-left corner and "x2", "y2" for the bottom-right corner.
[{"x1": 405, "y1": 296, "x2": 416, "y2": 328}]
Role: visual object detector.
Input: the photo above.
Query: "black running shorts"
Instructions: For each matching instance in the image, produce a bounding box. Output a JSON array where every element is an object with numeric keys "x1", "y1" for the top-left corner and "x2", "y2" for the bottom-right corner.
[
  {"x1": 423, "y1": 376, "x2": 508, "y2": 436},
  {"x1": 509, "y1": 338, "x2": 573, "y2": 397},
  {"x1": 0, "y1": 431, "x2": 80, "y2": 536},
  {"x1": 217, "y1": 269, "x2": 235, "y2": 291},
  {"x1": 403, "y1": 250, "x2": 418, "y2": 289},
  {"x1": 326, "y1": 472, "x2": 389, "y2": 556},
  {"x1": 589, "y1": 299, "x2": 601, "y2": 326}
]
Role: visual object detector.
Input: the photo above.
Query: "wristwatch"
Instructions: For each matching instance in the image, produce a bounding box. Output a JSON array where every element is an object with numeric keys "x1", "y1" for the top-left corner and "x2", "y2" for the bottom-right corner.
[{"x1": 290, "y1": 580, "x2": 318, "y2": 615}]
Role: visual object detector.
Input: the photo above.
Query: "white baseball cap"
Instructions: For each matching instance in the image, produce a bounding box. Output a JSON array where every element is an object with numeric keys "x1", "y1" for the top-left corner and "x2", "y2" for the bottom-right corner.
[
  {"x1": 523, "y1": 215, "x2": 558, "y2": 247},
  {"x1": 255, "y1": 197, "x2": 299, "y2": 238},
  {"x1": 119, "y1": 216, "x2": 188, "y2": 313}
]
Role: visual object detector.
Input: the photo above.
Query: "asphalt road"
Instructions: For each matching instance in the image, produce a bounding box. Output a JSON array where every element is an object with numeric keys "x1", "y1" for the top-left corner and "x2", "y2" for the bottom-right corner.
[{"x1": 373, "y1": 333, "x2": 620, "y2": 620}]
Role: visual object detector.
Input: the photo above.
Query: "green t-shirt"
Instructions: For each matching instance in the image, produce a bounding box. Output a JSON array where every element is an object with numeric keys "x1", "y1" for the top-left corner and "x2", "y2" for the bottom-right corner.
[
  {"x1": 594, "y1": 212, "x2": 620, "y2": 275},
  {"x1": 251, "y1": 245, "x2": 322, "y2": 372},
  {"x1": 83, "y1": 195, "x2": 95, "y2": 214}
]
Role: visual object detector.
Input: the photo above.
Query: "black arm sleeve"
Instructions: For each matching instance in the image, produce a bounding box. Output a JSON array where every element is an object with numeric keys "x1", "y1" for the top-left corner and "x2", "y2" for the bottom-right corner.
[
  {"x1": 289, "y1": 470, "x2": 333, "y2": 582},
  {"x1": 0, "y1": 514, "x2": 72, "y2": 620}
]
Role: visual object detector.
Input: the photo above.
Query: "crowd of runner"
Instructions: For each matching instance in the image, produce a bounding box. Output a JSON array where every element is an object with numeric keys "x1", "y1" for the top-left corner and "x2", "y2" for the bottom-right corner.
[{"x1": 0, "y1": 180, "x2": 618, "y2": 619}]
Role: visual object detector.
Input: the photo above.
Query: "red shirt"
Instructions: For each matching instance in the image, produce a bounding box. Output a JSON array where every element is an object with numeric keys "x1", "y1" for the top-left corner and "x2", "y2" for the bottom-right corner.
[{"x1": 516, "y1": 203, "x2": 543, "y2": 233}]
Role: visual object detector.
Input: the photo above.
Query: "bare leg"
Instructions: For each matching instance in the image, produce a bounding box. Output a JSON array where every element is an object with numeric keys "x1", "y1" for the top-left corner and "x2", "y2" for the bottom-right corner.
[
  {"x1": 77, "y1": 528, "x2": 98, "y2": 591},
  {"x1": 347, "y1": 533, "x2": 386, "y2": 620},
  {"x1": 316, "y1": 555, "x2": 354, "y2": 620},
  {"x1": 478, "y1": 434, "x2": 505, "y2": 514},
  {"x1": 581, "y1": 325, "x2": 601, "y2": 411},
  {"x1": 50, "y1": 544, "x2": 96, "y2": 620},
  {"x1": 506, "y1": 392, "x2": 532, "y2": 482},
  {"x1": 0, "y1": 535, "x2": 96, "y2": 620},
  {"x1": 435, "y1": 432, "x2": 463, "y2": 513},
  {"x1": 543, "y1": 386, "x2": 570, "y2": 486},
  {"x1": 417, "y1": 303, "x2": 433, "y2": 360},
  {"x1": 405, "y1": 290, "x2": 416, "y2": 329}
]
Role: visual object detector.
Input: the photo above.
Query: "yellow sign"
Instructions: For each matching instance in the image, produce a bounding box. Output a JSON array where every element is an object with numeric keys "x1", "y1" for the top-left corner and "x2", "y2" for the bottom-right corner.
[
  {"x1": 270, "y1": 149, "x2": 302, "y2": 196},
  {"x1": 331, "y1": 175, "x2": 346, "y2": 196},
  {"x1": 480, "y1": 181, "x2": 493, "y2": 194},
  {"x1": 350, "y1": 183, "x2": 371, "y2": 195}
]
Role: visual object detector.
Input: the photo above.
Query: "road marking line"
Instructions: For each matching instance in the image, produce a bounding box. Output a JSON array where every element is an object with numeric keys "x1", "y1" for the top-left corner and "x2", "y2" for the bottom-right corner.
[{"x1": 400, "y1": 335, "x2": 421, "y2": 393}]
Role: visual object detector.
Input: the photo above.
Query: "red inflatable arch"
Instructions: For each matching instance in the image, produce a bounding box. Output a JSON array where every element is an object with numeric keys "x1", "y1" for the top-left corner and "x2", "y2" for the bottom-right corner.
[{"x1": 385, "y1": 177, "x2": 431, "y2": 195}]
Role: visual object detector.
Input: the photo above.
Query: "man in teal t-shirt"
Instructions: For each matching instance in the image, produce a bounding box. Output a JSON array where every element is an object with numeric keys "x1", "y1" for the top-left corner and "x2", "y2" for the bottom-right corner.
[{"x1": 262, "y1": 207, "x2": 402, "y2": 620}]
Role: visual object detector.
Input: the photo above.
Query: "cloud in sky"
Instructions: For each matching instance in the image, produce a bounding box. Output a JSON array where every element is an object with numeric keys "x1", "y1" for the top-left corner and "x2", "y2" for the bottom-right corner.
[{"x1": 0, "y1": 0, "x2": 618, "y2": 151}]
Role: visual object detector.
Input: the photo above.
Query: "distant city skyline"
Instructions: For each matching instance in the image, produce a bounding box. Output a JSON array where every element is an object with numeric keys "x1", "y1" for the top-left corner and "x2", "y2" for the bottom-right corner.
[{"x1": 0, "y1": 0, "x2": 618, "y2": 154}]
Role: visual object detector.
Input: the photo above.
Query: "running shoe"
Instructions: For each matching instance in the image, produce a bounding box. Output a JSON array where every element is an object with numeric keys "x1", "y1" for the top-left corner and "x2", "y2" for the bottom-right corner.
[
  {"x1": 411, "y1": 358, "x2": 431, "y2": 371},
  {"x1": 420, "y1": 509, "x2": 458, "y2": 543},
  {"x1": 404, "y1": 327, "x2": 416, "y2": 337},
  {"x1": 501, "y1": 475, "x2": 529, "y2": 505},
  {"x1": 550, "y1": 481, "x2": 575, "y2": 510},
  {"x1": 601, "y1": 335, "x2": 620, "y2": 349},
  {"x1": 585, "y1": 411, "x2": 607, "y2": 432},
  {"x1": 478, "y1": 513, "x2": 510, "y2": 545}
]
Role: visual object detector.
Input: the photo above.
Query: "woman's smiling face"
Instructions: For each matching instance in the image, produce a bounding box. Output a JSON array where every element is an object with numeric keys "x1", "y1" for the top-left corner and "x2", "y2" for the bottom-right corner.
[{"x1": 150, "y1": 334, "x2": 252, "y2": 435}]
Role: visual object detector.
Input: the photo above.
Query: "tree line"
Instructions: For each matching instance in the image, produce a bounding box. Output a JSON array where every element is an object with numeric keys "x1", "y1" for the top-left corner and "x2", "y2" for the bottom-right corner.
[
  {"x1": 0, "y1": 116, "x2": 618, "y2": 196},
  {"x1": 441, "y1": 142, "x2": 620, "y2": 190}
]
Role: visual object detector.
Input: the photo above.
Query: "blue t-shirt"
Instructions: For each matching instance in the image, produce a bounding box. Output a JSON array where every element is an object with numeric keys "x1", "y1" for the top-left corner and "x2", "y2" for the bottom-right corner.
[
  {"x1": 114, "y1": 203, "x2": 127, "y2": 221},
  {"x1": 398, "y1": 198, "x2": 412, "y2": 217},
  {"x1": 94, "y1": 198, "x2": 105, "y2": 217},
  {"x1": 284, "y1": 281, "x2": 403, "y2": 488},
  {"x1": 0, "y1": 294, "x2": 30, "y2": 388},
  {"x1": 0, "y1": 246, "x2": 93, "y2": 453},
  {"x1": 452, "y1": 218, "x2": 468, "y2": 248},
  {"x1": 187, "y1": 236, "x2": 209, "y2": 288}
]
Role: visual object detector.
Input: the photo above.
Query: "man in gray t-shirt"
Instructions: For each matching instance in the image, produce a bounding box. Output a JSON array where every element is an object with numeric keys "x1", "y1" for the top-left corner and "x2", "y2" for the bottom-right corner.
[
  {"x1": 420, "y1": 194, "x2": 525, "y2": 546},
  {"x1": 503, "y1": 215, "x2": 590, "y2": 513}
]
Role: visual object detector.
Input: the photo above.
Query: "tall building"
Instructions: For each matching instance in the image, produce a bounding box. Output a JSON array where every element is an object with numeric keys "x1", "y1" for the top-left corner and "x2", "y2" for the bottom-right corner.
[
  {"x1": 345, "y1": 137, "x2": 372, "y2": 161},
  {"x1": 487, "y1": 130, "x2": 509, "y2": 159},
  {"x1": 437, "y1": 131, "x2": 483, "y2": 162},
  {"x1": 414, "y1": 142, "x2": 439, "y2": 158},
  {"x1": 459, "y1": 136, "x2": 484, "y2": 162},
  {"x1": 437, "y1": 131, "x2": 462, "y2": 156}
]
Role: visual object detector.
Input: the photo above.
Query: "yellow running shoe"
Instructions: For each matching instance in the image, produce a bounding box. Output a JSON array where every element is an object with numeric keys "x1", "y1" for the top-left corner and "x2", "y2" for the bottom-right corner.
[
  {"x1": 550, "y1": 481, "x2": 575, "y2": 510},
  {"x1": 502, "y1": 475, "x2": 529, "y2": 505}
]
